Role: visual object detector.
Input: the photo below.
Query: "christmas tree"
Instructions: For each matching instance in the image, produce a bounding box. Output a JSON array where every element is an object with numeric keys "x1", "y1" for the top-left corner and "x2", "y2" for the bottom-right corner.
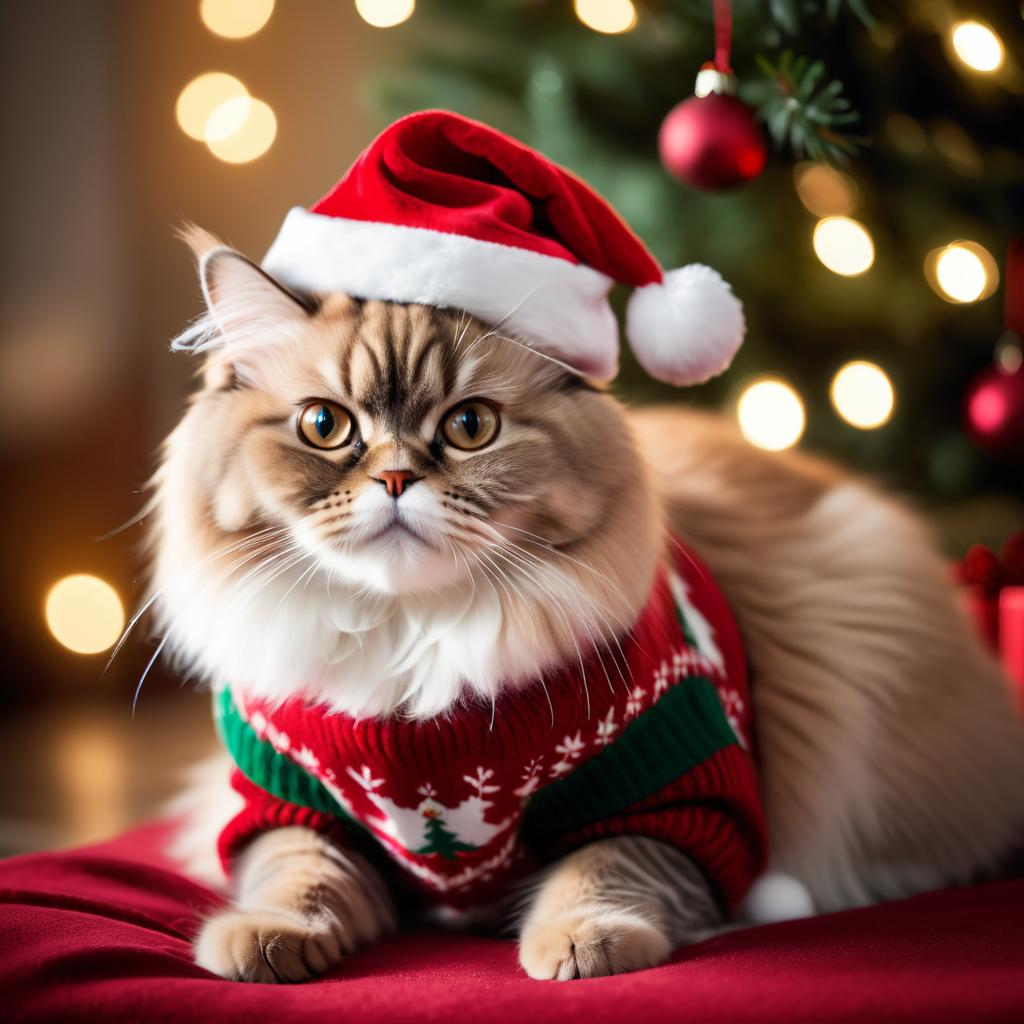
[
  {"x1": 367, "y1": 0, "x2": 1023, "y2": 551},
  {"x1": 418, "y1": 809, "x2": 476, "y2": 859}
]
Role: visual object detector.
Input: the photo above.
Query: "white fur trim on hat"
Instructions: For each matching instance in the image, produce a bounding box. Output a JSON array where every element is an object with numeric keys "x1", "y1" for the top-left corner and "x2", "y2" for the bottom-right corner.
[
  {"x1": 626, "y1": 265, "x2": 746, "y2": 386},
  {"x1": 262, "y1": 207, "x2": 620, "y2": 381}
]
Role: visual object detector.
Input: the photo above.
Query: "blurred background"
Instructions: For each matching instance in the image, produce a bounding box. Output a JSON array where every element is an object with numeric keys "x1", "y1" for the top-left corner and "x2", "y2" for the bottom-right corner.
[{"x1": 0, "y1": 0, "x2": 1020, "y2": 856}]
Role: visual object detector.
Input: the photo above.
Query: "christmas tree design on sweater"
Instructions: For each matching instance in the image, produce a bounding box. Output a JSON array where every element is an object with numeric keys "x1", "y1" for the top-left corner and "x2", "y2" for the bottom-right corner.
[{"x1": 216, "y1": 538, "x2": 766, "y2": 910}]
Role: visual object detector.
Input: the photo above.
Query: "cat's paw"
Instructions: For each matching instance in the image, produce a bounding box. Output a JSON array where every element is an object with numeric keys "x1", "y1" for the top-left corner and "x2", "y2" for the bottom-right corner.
[
  {"x1": 519, "y1": 908, "x2": 672, "y2": 981},
  {"x1": 194, "y1": 908, "x2": 347, "y2": 983}
]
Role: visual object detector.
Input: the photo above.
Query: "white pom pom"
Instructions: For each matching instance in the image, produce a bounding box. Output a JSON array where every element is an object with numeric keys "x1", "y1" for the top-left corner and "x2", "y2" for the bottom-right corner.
[
  {"x1": 739, "y1": 872, "x2": 816, "y2": 925},
  {"x1": 625, "y1": 264, "x2": 745, "y2": 386}
]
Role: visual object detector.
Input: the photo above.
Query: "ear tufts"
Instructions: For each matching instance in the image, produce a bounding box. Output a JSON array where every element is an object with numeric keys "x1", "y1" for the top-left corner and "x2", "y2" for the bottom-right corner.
[
  {"x1": 176, "y1": 221, "x2": 224, "y2": 264},
  {"x1": 171, "y1": 237, "x2": 314, "y2": 354}
]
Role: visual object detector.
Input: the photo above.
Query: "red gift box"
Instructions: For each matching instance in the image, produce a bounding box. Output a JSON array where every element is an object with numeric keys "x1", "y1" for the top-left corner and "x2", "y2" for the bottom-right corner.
[
  {"x1": 1001, "y1": 586, "x2": 1024, "y2": 690},
  {"x1": 957, "y1": 533, "x2": 1024, "y2": 702}
]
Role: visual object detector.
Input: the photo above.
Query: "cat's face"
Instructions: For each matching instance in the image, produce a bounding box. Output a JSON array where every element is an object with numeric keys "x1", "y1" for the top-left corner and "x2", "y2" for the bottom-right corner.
[
  {"x1": 165, "y1": 247, "x2": 638, "y2": 596},
  {"x1": 150, "y1": 239, "x2": 660, "y2": 713}
]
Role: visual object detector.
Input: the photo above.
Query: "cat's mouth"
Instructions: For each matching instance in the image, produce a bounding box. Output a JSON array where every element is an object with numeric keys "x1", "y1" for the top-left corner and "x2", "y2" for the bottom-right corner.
[{"x1": 360, "y1": 519, "x2": 440, "y2": 552}]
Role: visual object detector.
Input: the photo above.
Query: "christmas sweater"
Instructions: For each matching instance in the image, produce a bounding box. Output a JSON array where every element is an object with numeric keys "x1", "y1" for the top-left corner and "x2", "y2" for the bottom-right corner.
[{"x1": 215, "y1": 539, "x2": 767, "y2": 911}]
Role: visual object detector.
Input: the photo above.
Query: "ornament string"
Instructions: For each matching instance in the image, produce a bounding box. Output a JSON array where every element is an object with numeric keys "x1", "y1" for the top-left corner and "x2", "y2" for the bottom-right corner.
[{"x1": 713, "y1": 0, "x2": 733, "y2": 74}]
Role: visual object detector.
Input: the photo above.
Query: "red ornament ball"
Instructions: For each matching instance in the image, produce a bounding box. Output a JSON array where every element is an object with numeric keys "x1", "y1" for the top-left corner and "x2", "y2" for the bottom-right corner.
[
  {"x1": 659, "y1": 92, "x2": 767, "y2": 191},
  {"x1": 963, "y1": 363, "x2": 1024, "y2": 460}
]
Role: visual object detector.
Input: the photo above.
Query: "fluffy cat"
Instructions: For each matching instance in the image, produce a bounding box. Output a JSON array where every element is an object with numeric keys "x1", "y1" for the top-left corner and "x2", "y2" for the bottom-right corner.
[{"x1": 156, "y1": 231, "x2": 1024, "y2": 982}]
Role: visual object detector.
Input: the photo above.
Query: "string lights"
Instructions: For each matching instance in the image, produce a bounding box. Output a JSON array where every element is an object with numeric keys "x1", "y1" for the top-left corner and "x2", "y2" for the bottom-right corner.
[
  {"x1": 199, "y1": 0, "x2": 275, "y2": 39},
  {"x1": 175, "y1": 73, "x2": 248, "y2": 141},
  {"x1": 949, "y1": 20, "x2": 1004, "y2": 73},
  {"x1": 793, "y1": 163, "x2": 857, "y2": 218},
  {"x1": 830, "y1": 361, "x2": 895, "y2": 430},
  {"x1": 204, "y1": 96, "x2": 277, "y2": 164},
  {"x1": 813, "y1": 216, "x2": 875, "y2": 277},
  {"x1": 737, "y1": 378, "x2": 806, "y2": 451},
  {"x1": 574, "y1": 0, "x2": 637, "y2": 35},
  {"x1": 925, "y1": 241, "x2": 998, "y2": 304},
  {"x1": 354, "y1": 0, "x2": 416, "y2": 28},
  {"x1": 45, "y1": 575, "x2": 124, "y2": 655}
]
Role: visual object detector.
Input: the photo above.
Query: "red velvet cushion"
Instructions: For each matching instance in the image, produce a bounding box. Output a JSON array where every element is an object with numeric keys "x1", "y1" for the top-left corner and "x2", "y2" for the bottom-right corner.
[{"x1": 1, "y1": 823, "x2": 1021, "y2": 1023}]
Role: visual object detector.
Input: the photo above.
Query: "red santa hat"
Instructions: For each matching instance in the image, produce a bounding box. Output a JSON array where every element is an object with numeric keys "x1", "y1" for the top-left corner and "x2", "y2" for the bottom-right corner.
[{"x1": 262, "y1": 110, "x2": 744, "y2": 386}]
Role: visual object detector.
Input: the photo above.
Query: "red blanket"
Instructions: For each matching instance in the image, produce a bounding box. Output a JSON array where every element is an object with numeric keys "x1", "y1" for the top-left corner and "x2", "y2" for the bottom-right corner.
[{"x1": 1, "y1": 823, "x2": 1021, "y2": 1023}]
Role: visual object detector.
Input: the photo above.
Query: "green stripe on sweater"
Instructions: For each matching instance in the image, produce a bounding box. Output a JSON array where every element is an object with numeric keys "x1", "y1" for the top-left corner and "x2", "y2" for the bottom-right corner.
[
  {"x1": 216, "y1": 676, "x2": 737, "y2": 847},
  {"x1": 521, "y1": 677, "x2": 736, "y2": 844},
  {"x1": 216, "y1": 688, "x2": 351, "y2": 820}
]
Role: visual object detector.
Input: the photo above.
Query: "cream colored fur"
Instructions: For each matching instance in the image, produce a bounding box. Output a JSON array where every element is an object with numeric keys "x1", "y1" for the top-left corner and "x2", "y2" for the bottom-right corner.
[
  {"x1": 157, "y1": 235, "x2": 1024, "y2": 982},
  {"x1": 631, "y1": 409, "x2": 1024, "y2": 911}
]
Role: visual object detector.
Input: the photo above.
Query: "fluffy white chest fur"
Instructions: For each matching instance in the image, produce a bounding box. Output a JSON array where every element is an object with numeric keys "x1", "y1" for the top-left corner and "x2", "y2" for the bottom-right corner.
[{"x1": 158, "y1": 555, "x2": 567, "y2": 720}]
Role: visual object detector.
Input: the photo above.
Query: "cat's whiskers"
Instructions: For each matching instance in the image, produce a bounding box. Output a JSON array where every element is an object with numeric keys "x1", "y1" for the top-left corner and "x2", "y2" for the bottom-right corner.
[
  {"x1": 131, "y1": 635, "x2": 167, "y2": 719},
  {"x1": 106, "y1": 524, "x2": 290, "y2": 672},
  {"x1": 492, "y1": 538, "x2": 632, "y2": 691},
  {"x1": 231, "y1": 544, "x2": 310, "y2": 614},
  {"x1": 489, "y1": 544, "x2": 617, "y2": 701},
  {"x1": 488, "y1": 543, "x2": 615, "y2": 707},
  {"x1": 268, "y1": 557, "x2": 321, "y2": 623},
  {"x1": 474, "y1": 546, "x2": 593, "y2": 719}
]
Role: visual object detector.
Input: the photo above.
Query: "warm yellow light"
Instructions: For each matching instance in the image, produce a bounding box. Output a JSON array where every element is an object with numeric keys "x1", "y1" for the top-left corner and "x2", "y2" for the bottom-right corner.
[
  {"x1": 830, "y1": 361, "x2": 895, "y2": 429},
  {"x1": 176, "y1": 72, "x2": 248, "y2": 141},
  {"x1": 205, "y1": 97, "x2": 277, "y2": 163},
  {"x1": 200, "y1": 0, "x2": 274, "y2": 39},
  {"x1": 574, "y1": 0, "x2": 637, "y2": 35},
  {"x1": 950, "y1": 21, "x2": 1004, "y2": 73},
  {"x1": 204, "y1": 95, "x2": 252, "y2": 143},
  {"x1": 926, "y1": 241, "x2": 998, "y2": 304},
  {"x1": 936, "y1": 245, "x2": 986, "y2": 301},
  {"x1": 813, "y1": 216, "x2": 875, "y2": 277},
  {"x1": 45, "y1": 574, "x2": 125, "y2": 655},
  {"x1": 354, "y1": 0, "x2": 415, "y2": 28},
  {"x1": 794, "y1": 163, "x2": 857, "y2": 217},
  {"x1": 737, "y1": 378, "x2": 806, "y2": 452}
]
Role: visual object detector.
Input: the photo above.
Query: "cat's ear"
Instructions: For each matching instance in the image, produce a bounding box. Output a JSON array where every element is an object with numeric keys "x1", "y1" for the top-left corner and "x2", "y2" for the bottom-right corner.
[
  {"x1": 171, "y1": 224, "x2": 313, "y2": 362},
  {"x1": 200, "y1": 248, "x2": 312, "y2": 342}
]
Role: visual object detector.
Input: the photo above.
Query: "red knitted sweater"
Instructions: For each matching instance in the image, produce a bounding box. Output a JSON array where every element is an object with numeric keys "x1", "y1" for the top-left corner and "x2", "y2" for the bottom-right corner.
[{"x1": 216, "y1": 539, "x2": 766, "y2": 911}]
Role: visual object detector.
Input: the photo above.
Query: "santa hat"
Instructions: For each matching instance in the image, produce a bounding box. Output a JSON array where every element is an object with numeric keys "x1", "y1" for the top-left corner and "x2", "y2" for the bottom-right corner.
[{"x1": 262, "y1": 110, "x2": 744, "y2": 386}]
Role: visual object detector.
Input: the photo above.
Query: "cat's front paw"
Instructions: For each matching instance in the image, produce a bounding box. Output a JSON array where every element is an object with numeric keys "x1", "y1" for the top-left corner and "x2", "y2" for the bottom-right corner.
[
  {"x1": 195, "y1": 908, "x2": 347, "y2": 983},
  {"x1": 519, "y1": 908, "x2": 672, "y2": 981}
]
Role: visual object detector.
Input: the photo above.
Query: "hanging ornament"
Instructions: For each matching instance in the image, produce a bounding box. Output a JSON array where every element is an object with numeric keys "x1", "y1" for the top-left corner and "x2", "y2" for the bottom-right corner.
[
  {"x1": 963, "y1": 238, "x2": 1024, "y2": 460},
  {"x1": 658, "y1": 0, "x2": 766, "y2": 190}
]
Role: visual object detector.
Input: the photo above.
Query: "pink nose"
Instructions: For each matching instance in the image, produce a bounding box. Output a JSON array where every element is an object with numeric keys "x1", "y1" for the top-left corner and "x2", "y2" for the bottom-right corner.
[{"x1": 374, "y1": 470, "x2": 418, "y2": 498}]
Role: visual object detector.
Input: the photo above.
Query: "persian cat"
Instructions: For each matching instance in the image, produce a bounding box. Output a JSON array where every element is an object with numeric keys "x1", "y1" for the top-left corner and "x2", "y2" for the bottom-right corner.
[{"x1": 155, "y1": 230, "x2": 1024, "y2": 983}]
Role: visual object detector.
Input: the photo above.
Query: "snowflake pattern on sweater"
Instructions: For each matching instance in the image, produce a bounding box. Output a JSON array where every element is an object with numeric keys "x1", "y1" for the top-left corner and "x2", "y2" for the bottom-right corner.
[{"x1": 217, "y1": 539, "x2": 766, "y2": 910}]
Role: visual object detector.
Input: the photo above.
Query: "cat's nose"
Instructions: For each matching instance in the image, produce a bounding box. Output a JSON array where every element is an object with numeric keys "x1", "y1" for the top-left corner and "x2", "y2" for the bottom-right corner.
[{"x1": 373, "y1": 469, "x2": 420, "y2": 498}]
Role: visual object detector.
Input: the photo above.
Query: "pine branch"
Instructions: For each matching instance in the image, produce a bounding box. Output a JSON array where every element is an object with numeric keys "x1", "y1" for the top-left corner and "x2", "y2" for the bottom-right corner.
[
  {"x1": 770, "y1": 0, "x2": 876, "y2": 33},
  {"x1": 752, "y1": 51, "x2": 862, "y2": 163},
  {"x1": 825, "y1": 0, "x2": 876, "y2": 29}
]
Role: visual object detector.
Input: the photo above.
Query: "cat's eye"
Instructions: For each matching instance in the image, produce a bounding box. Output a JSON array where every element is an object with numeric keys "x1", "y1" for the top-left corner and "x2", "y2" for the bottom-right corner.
[
  {"x1": 440, "y1": 400, "x2": 500, "y2": 451},
  {"x1": 297, "y1": 401, "x2": 354, "y2": 450}
]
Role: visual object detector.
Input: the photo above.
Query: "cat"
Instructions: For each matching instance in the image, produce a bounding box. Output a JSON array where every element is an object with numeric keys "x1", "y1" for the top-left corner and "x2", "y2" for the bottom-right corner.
[{"x1": 156, "y1": 229, "x2": 1024, "y2": 982}]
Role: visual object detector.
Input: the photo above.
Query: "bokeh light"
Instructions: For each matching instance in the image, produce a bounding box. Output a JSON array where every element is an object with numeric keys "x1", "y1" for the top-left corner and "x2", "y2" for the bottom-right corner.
[
  {"x1": 830, "y1": 361, "x2": 895, "y2": 429},
  {"x1": 200, "y1": 0, "x2": 274, "y2": 39},
  {"x1": 925, "y1": 241, "x2": 998, "y2": 304},
  {"x1": 813, "y1": 216, "x2": 875, "y2": 277},
  {"x1": 794, "y1": 163, "x2": 858, "y2": 217},
  {"x1": 354, "y1": 0, "x2": 415, "y2": 28},
  {"x1": 574, "y1": 0, "x2": 637, "y2": 35},
  {"x1": 45, "y1": 574, "x2": 125, "y2": 655},
  {"x1": 204, "y1": 96, "x2": 277, "y2": 163},
  {"x1": 950, "y1": 21, "x2": 1004, "y2": 73},
  {"x1": 737, "y1": 378, "x2": 806, "y2": 451},
  {"x1": 885, "y1": 113, "x2": 926, "y2": 155},
  {"x1": 176, "y1": 72, "x2": 248, "y2": 141}
]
